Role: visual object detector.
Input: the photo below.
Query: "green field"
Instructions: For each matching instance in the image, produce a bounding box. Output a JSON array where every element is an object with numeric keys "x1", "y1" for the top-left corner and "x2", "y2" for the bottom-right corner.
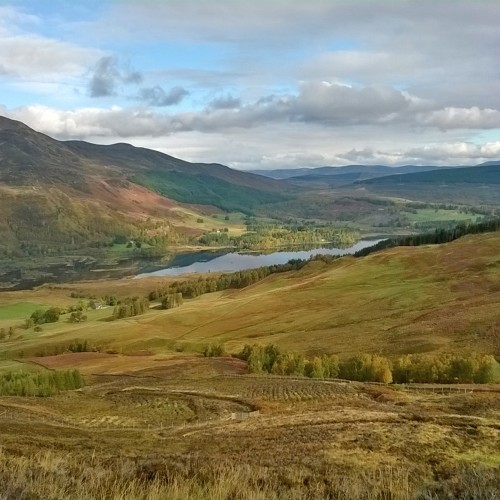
[
  {"x1": 403, "y1": 208, "x2": 480, "y2": 223},
  {"x1": 0, "y1": 301, "x2": 47, "y2": 321}
]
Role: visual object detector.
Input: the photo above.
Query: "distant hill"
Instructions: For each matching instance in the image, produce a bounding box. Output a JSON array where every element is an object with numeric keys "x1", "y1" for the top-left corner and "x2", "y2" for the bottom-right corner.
[
  {"x1": 0, "y1": 116, "x2": 289, "y2": 258},
  {"x1": 249, "y1": 164, "x2": 446, "y2": 186},
  {"x1": 359, "y1": 164, "x2": 500, "y2": 186},
  {"x1": 355, "y1": 164, "x2": 500, "y2": 204}
]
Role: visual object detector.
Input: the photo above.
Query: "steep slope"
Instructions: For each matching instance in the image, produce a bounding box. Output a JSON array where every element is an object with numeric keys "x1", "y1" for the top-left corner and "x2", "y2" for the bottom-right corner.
[
  {"x1": 63, "y1": 140, "x2": 289, "y2": 212},
  {"x1": 65, "y1": 140, "x2": 284, "y2": 192},
  {"x1": 0, "y1": 116, "x2": 89, "y2": 188}
]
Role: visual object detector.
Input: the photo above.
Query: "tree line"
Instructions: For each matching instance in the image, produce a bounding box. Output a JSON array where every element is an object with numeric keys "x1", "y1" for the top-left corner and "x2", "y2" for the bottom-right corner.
[
  {"x1": 198, "y1": 226, "x2": 358, "y2": 250},
  {"x1": 149, "y1": 259, "x2": 320, "y2": 303},
  {"x1": 236, "y1": 344, "x2": 497, "y2": 384},
  {"x1": 0, "y1": 369, "x2": 85, "y2": 397},
  {"x1": 355, "y1": 217, "x2": 500, "y2": 257}
]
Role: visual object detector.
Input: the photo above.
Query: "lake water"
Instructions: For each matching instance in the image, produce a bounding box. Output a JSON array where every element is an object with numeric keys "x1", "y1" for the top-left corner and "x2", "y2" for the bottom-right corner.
[{"x1": 135, "y1": 239, "x2": 384, "y2": 279}]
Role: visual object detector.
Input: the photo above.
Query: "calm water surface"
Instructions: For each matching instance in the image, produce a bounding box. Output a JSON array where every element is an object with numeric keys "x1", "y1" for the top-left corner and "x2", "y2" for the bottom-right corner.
[{"x1": 135, "y1": 239, "x2": 383, "y2": 278}]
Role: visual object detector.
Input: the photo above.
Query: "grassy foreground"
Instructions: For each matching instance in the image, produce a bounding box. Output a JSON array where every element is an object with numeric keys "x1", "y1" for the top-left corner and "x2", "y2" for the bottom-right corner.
[{"x1": 0, "y1": 357, "x2": 499, "y2": 499}]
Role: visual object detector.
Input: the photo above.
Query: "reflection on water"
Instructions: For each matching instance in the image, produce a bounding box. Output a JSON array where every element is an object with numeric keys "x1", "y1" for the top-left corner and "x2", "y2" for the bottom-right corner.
[{"x1": 135, "y1": 239, "x2": 383, "y2": 278}]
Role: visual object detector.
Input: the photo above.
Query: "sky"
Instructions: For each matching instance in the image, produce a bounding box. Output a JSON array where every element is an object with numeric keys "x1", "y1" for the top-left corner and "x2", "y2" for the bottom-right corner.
[{"x1": 1, "y1": 0, "x2": 500, "y2": 170}]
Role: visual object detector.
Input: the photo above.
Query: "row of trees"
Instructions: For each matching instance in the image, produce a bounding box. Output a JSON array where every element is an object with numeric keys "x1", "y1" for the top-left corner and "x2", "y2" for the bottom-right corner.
[
  {"x1": 237, "y1": 345, "x2": 498, "y2": 384},
  {"x1": 199, "y1": 227, "x2": 358, "y2": 250},
  {"x1": 0, "y1": 369, "x2": 85, "y2": 397},
  {"x1": 161, "y1": 293, "x2": 184, "y2": 310},
  {"x1": 392, "y1": 353, "x2": 497, "y2": 384},
  {"x1": 356, "y1": 217, "x2": 500, "y2": 257},
  {"x1": 150, "y1": 259, "x2": 317, "y2": 303}
]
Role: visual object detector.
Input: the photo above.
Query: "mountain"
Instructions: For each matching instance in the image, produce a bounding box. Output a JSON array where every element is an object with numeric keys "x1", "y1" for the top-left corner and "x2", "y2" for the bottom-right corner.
[
  {"x1": 249, "y1": 167, "x2": 314, "y2": 179},
  {"x1": 0, "y1": 116, "x2": 289, "y2": 259},
  {"x1": 248, "y1": 164, "x2": 446, "y2": 186},
  {"x1": 355, "y1": 164, "x2": 500, "y2": 204}
]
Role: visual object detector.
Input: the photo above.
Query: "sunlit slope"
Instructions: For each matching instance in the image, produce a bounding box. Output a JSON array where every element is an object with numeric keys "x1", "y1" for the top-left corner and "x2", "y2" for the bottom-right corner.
[
  {"x1": 3, "y1": 232, "x2": 499, "y2": 359},
  {"x1": 143, "y1": 231, "x2": 499, "y2": 357}
]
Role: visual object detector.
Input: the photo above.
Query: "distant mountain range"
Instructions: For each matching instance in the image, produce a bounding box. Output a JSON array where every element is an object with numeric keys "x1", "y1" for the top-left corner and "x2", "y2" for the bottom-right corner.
[{"x1": 248, "y1": 161, "x2": 500, "y2": 191}]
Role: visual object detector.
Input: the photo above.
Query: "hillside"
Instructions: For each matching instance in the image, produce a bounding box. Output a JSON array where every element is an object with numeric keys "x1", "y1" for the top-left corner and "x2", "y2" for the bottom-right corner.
[
  {"x1": 1, "y1": 228, "x2": 499, "y2": 499},
  {"x1": 250, "y1": 164, "x2": 445, "y2": 184},
  {"x1": 356, "y1": 164, "x2": 500, "y2": 204},
  {"x1": 2, "y1": 230, "x2": 499, "y2": 360},
  {"x1": 0, "y1": 116, "x2": 289, "y2": 261}
]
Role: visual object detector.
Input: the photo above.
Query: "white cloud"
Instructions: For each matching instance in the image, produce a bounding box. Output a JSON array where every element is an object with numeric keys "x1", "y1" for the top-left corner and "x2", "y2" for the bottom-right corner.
[
  {"x1": 0, "y1": 34, "x2": 100, "y2": 80},
  {"x1": 417, "y1": 107, "x2": 500, "y2": 130}
]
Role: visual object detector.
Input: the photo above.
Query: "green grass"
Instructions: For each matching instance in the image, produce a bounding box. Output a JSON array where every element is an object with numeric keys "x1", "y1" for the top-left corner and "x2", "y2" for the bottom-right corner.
[
  {"x1": 0, "y1": 359, "x2": 44, "y2": 374},
  {"x1": 0, "y1": 302, "x2": 47, "y2": 321},
  {"x1": 403, "y1": 208, "x2": 480, "y2": 223}
]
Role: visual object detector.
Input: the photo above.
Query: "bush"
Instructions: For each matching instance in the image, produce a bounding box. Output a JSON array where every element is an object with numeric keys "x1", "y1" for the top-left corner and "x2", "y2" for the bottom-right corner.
[
  {"x1": 30, "y1": 307, "x2": 61, "y2": 325},
  {"x1": 202, "y1": 343, "x2": 226, "y2": 357}
]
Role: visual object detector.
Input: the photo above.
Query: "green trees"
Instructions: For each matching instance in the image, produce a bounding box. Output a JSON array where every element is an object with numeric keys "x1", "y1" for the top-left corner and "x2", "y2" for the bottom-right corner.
[
  {"x1": 149, "y1": 260, "x2": 314, "y2": 305},
  {"x1": 198, "y1": 225, "x2": 358, "y2": 250},
  {"x1": 356, "y1": 217, "x2": 500, "y2": 257},
  {"x1": 30, "y1": 307, "x2": 61, "y2": 325},
  {"x1": 0, "y1": 369, "x2": 85, "y2": 397},
  {"x1": 339, "y1": 354, "x2": 393, "y2": 384},
  {"x1": 161, "y1": 293, "x2": 184, "y2": 310},
  {"x1": 112, "y1": 297, "x2": 149, "y2": 320},
  {"x1": 69, "y1": 310, "x2": 87, "y2": 323},
  {"x1": 392, "y1": 353, "x2": 497, "y2": 384},
  {"x1": 238, "y1": 345, "x2": 497, "y2": 384}
]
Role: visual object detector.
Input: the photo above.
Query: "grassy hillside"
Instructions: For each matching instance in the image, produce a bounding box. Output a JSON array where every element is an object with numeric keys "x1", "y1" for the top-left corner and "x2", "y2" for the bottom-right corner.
[
  {"x1": 132, "y1": 169, "x2": 288, "y2": 213},
  {"x1": 2, "y1": 231, "x2": 499, "y2": 360},
  {"x1": 0, "y1": 116, "x2": 290, "y2": 261}
]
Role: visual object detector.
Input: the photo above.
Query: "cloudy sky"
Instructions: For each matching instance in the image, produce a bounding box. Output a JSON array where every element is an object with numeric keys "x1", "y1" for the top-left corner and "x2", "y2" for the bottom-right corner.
[{"x1": 1, "y1": 0, "x2": 500, "y2": 169}]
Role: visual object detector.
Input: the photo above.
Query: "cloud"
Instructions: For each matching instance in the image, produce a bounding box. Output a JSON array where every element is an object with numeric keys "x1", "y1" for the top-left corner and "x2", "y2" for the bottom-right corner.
[
  {"x1": 208, "y1": 94, "x2": 241, "y2": 110},
  {"x1": 417, "y1": 107, "x2": 500, "y2": 130},
  {"x1": 0, "y1": 6, "x2": 39, "y2": 36},
  {"x1": 136, "y1": 85, "x2": 189, "y2": 106},
  {"x1": 4, "y1": 102, "x2": 500, "y2": 169},
  {"x1": 339, "y1": 142, "x2": 500, "y2": 166},
  {"x1": 0, "y1": 34, "x2": 100, "y2": 80},
  {"x1": 89, "y1": 56, "x2": 142, "y2": 97}
]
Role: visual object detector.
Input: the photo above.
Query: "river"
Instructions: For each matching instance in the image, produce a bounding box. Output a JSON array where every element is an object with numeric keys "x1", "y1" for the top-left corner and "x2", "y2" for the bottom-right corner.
[{"x1": 135, "y1": 239, "x2": 384, "y2": 279}]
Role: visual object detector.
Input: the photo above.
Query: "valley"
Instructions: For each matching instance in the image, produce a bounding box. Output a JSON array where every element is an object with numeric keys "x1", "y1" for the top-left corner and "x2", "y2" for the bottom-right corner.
[{"x1": 1, "y1": 117, "x2": 500, "y2": 499}]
